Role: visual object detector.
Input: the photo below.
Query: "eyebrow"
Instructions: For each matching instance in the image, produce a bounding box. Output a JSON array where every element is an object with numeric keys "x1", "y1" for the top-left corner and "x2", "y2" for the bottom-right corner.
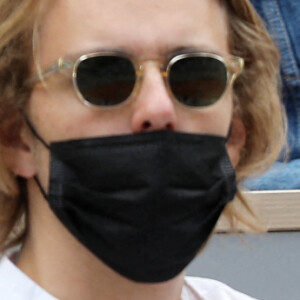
[
  {"x1": 62, "y1": 43, "x2": 225, "y2": 61},
  {"x1": 62, "y1": 47, "x2": 126, "y2": 60},
  {"x1": 168, "y1": 45, "x2": 224, "y2": 57}
]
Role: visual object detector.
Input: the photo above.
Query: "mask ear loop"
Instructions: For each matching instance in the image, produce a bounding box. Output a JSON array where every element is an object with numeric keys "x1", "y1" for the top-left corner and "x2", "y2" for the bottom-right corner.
[
  {"x1": 226, "y1": 123, "x2": 233, "y2": 142},
  {"x1": 21, "y1": 113, "x2": 50, "y2": 200},
  {"x1": 21, "y1": 113, "x2": 50, "y2": 149},
  {"x1": 33, "y1": 176, "x2": 49, "y2": 200}
]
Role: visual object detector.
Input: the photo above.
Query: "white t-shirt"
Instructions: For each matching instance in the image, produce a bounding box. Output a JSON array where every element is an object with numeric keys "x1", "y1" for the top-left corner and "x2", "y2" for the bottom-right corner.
[{"x1": 0, "y1": 256, "x2": 258, "y2": 300}]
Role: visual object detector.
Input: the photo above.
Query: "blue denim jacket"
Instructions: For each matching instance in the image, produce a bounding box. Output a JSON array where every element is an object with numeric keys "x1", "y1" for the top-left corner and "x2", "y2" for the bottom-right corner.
[{"x1": 245, "y1": 0, "x2": 300, "y2": 190}]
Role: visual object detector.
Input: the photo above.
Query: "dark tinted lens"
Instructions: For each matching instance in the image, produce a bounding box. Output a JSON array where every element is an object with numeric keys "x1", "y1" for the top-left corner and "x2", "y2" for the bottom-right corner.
[
  {"x1": 76, "y1": 55, "x2": 136, "y2": 106},
  {"x1": 169, "y1": 56, "x2": 227, "y2": 107}
]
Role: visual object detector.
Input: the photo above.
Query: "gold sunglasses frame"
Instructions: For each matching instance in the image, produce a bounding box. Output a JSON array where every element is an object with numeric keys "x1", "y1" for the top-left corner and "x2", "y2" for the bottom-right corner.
[{"x1": 29, "y1": 51, "x2": 244, "y2": 110}]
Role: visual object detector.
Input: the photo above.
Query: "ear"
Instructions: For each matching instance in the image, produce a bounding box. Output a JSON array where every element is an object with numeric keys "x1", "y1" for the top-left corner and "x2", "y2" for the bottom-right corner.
[
  {"x1": 1, "y1": 122, "x2": 37, "y2": 179},
  {"x1": 227, "y1": 115, "x2": 246, "y2": 167}
]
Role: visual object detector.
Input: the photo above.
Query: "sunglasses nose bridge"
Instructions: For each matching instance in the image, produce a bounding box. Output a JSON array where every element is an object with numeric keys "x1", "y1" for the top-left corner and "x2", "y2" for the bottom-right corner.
[
  {"x1": 138, "y1": 58, "x2": 166, "y2": 76},
  {"x1": 136, "y1": 58, "x2": 168, "y2": 91}
]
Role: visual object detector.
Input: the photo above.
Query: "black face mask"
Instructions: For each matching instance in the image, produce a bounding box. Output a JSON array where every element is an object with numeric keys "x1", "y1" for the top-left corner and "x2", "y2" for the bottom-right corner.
[{"x1": 26, "y1": 119, "x2": 236, "y2": 283}]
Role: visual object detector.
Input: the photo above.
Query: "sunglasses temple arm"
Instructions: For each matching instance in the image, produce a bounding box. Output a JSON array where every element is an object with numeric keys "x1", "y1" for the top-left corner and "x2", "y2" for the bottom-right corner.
[{"x1": 26, "y1": 59, "x2": 74, "y2": 86}]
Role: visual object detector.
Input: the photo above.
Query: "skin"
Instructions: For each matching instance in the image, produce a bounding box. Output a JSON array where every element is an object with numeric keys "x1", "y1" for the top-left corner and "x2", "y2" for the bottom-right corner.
[{"x1": 3, "y1": 0, "x2": 246, "y2": 299}]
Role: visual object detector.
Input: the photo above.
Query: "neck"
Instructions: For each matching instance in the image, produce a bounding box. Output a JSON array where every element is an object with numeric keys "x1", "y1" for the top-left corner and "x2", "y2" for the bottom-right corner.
[{"x1": 17, "y1": 179, "x2": 185, "y2": 300}]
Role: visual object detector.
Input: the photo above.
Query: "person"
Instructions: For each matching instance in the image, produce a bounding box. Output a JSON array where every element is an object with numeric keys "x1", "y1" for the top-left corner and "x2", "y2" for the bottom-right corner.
[
  {"x1": 246, "y1": 0, "x2": 300, "y2": 190},
  {"x1": 0, "y1": 0, "x2": 285, "y2": 299}
]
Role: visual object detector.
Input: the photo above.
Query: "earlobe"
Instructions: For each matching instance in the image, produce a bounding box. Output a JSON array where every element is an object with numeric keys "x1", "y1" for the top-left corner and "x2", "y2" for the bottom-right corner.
[
  {"x1": 1, "y1": 125, "x2": 37, "y2": 179},
  {"x1": 227, "y1": 116, "x2": 246, "y2": 167}
]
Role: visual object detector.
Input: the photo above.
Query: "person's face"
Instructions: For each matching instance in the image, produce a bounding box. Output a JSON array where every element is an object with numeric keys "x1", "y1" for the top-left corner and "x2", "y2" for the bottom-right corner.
[{"x1": 9, "y1": 0, "x2": 245, "y2": 181}]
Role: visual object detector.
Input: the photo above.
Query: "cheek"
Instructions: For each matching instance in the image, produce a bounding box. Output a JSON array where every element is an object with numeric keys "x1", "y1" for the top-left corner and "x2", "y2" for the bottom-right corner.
[
  {"x1": 177, "y1": 93, "x2": 233, "y2": 136},
  {"x1": 203, "y1": 94, "x2": 234, "y2": 136},
  {"x1": 27, "y1": 86, "x2": 132, "y2": 142}
]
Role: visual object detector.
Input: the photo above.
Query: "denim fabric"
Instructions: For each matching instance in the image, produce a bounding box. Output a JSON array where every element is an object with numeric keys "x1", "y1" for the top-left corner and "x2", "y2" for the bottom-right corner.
[{"x1": 246, "y1": 0, "x2": 300, "y2": 190}]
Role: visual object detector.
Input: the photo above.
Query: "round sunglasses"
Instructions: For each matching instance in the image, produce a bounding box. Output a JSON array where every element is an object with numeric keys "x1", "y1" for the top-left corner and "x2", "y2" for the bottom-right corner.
[{"x1": 29, "y1": 50, "x2": 244, "y2": 109}]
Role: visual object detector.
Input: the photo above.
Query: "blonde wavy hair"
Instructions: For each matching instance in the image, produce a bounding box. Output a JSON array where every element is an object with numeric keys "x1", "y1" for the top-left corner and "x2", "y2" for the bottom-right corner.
[{"x1": 0, "y1": 0, "x2": 285, "y2": 251}]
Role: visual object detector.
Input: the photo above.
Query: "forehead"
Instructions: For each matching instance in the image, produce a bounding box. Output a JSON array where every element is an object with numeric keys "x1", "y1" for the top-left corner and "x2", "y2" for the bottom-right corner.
[{"x1": 38, "y1": 0, "x2": 229, "y2": 63}]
